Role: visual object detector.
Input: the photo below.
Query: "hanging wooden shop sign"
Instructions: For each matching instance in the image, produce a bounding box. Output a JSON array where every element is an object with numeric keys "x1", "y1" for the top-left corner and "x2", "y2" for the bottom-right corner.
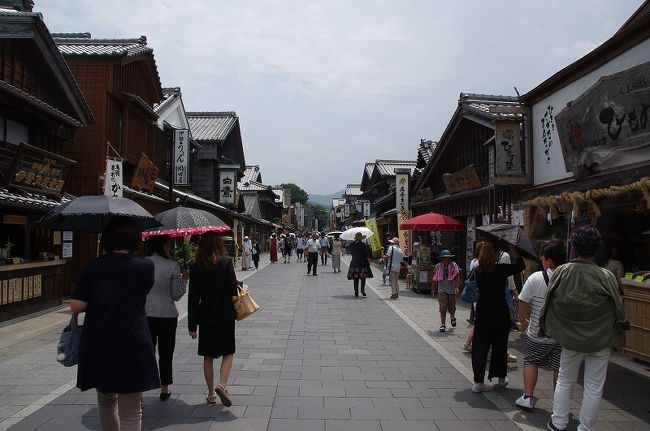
[{"x1": 442, "y1": 164, "x2": 482, "y2": 194}]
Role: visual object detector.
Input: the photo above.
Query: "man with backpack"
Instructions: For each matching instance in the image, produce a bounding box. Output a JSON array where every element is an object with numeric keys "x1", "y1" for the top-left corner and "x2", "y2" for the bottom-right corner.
[{"x1": 515, "y1": 242, "x2": 565, "y2": 409}]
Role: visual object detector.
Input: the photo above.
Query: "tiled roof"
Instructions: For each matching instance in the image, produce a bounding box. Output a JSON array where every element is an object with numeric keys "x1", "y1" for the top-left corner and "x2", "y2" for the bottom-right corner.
[
  {"x1": 122, "y1": 91, "x2": 157, "y2": 118},
  {"x1": 186, "y1": 112, "x2": 238, "y2": 142},
  {"x1": 153, "y1": 88, "x2": 180, "y2": 114},
  {"x1": 53, "y1": 34, "x2": 153, "y2": 58},
  {"x1": 460, "y1": 93, "x2": 523, "y2": 120},
  {"x1": 240, "y1": 180, "x2": 271, "y2": 192},
  {"x1": 0, "y1": 80, "x2": 83, "y2": 128},
  {"x1": 418, "y1": 140, "x2": 436, "y2": 165},
  {"x1": 240, "y1": 165, "x2": 262, "y2": 185},
  {"x1": 345, "y1": 184, "x2": 362, "y2": 196},
  {"x1": 364, "y1": 162, "x2": 375, "y2": 178},
  {"x1": 154, "y1": 181, "x2": 228, "y2": 212},
  {"x1": 0, "y1": 187, "x2": 72, "y2": 211},
  {"x1": 374, "y1": 160, "x2": 417, "y2": 178}
]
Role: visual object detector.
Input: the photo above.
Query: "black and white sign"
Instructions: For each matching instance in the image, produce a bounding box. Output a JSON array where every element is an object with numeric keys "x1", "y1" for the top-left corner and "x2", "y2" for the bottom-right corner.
[
  {"x1": 104, "y1": 158, "x2": 123, "y2": 197},
  {"x1": 174, "y1": 129, "x2": 189, "y2": 186}
]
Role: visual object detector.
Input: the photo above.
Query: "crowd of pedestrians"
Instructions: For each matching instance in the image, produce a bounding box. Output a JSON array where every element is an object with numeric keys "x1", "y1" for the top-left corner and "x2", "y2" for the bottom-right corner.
[{"x1": 65, "y1": 222, "x2": 628, "y2": 431}]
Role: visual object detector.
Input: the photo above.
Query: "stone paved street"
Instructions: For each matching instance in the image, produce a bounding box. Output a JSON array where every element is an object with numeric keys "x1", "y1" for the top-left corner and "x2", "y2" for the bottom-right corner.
[{"x1": 0, "y1": 254, "x2": 649, "y2": 431}]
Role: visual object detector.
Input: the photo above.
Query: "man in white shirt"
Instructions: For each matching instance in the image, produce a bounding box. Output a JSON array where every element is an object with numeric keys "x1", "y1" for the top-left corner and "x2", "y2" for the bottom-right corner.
[
  {"x1": 305, "y1": 232, "x2": 321, "y2": 276},
  {"x1": 241, "y1": 236, "x2": 252, "y2": 270},
  {"x1": 515, "y1": 242, "x2": 566, "y2": 409},
  {"x1": 384, "y1": 238, "x2": 403, "y2": 299}
]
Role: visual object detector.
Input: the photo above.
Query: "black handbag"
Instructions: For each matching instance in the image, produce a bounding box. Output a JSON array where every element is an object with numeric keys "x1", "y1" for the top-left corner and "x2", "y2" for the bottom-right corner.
[{"x1": 57, "y1": 314, "x2": 82, "y2": 367}]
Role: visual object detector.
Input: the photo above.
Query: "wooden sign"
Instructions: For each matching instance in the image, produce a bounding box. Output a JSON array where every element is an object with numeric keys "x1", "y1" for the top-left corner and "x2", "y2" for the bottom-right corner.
[
  {"x1": 494, "y1": 120, "x2": 524, "y2": 176},
  {"x1": 555, "y1": 61, "x2": 650, "y2": 177},
  {"x1": 4, "y1": 143, "x2": 76, "y2": 198},
  {"x1": 131, "y1": 153, "x2": 159, "y2": 193},
  {"x1": 442, "y1": 165, "x2": 482, "y2": 193},
  {"x1": 3, "y1": 215, "x2": 27, "y2": 225}
]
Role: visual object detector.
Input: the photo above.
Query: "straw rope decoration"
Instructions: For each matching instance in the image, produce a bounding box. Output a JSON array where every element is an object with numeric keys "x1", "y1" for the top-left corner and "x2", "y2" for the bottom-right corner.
[{"x1": 524, "y1": 177, "x2": 650, "y2": 223}]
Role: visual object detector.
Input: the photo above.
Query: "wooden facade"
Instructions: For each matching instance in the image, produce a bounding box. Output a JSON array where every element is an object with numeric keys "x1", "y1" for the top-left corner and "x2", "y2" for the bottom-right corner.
[
  {"x1": 0, "y1": 9, "x2": 92, "y2": 322},
  {"x1": 411, "y1": 94, "x2": 526, "y2": 269},
  {"x1": 52, "y1": 34, "x2": 169, "y2": 282}
]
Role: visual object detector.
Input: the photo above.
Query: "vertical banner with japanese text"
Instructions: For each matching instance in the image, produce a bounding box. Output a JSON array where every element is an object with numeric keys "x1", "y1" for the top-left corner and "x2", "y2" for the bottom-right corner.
[
  {"x1": 395, "y1": 170, "x2": 410, "y2": 212},
  {"x1": 365, "y1": 218, "x2": 382, "y2": 252},
  {"x1": 397, "y1": 210, "x2": 411, "y2": 256},
  {"x1": 174, "y1": 129, "x2": 190, "y2": 185},
  {"x1": 218, "y1": 171, "x2": 236, "y2": 205},
  {"x1": 104, "y1": 158, "x2": 123, "y2": 197}
]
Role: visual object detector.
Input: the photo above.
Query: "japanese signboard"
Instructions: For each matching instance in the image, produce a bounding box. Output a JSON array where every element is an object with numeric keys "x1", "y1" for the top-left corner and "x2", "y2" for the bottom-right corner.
[
  {"x1": 173, "y1": 129, "x2": 190, "y2": 186},
  {"x1": 4, "y1": 143, "x2": 75, "y2": 197},
  {"x1": 397, "y1": 210, "x2": 411, "y2": 257},
  {"x1": 362, "y1": 201, "x2": 370, "y2": 218},
  {"x1": 494, "y1": 121, "x2": 524, "y2": 176},
  {"x1": 219, "y1": 171, "x2": 236, "y2": 205},
  {"x1": 104, "y1": 158, "x2": 123, "y2": 197},
  {"x1": 131, "y1": 153, "x2": 158, "y2": 193},
  {"x1": 555, "y1": 61, "x2": 650, "y2": 177},
  {"x1": 442, "y1": 165, "x2": 482, "y2": 193},
  {"x1": 395, "y1": 170, "x2": 410, "y2": 212},
  {"x1": 365, "y1": 218, "x2": 382, "y2": 252},
  {"x1": 344, "y1": 204, "x2": 350, "y2": 218}
]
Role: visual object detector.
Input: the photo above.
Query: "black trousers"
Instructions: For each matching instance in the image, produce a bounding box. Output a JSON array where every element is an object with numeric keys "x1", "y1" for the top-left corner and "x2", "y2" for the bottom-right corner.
[
  {"x1": 147, "y1": 316, "x2": 178, "y2": 386},
  {"x1": 307, "y1": 252, "x2": 319, "y2": 274},
  {"x1": 353, "y1": 278, "x2": 366, "y2": 295},
  {"x1": 252, "y1": 253, "x2": 260, "y2": 268},
  {"x1": 471, "y1": 306, "x2": 510, "y2": 383}
]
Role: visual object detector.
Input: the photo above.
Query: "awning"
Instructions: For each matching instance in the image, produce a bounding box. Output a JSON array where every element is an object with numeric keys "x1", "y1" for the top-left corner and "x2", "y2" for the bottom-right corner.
[
  {"x1": 411, "y1": 184, "x2": 493, "y2": 208},
  {"x1": 0, "y1": 187, "x2": 73, "y2": 212}
]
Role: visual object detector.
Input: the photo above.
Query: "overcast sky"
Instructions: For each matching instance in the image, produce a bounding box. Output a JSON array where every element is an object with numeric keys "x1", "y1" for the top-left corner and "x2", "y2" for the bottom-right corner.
[{"x1": 37, "y1": 0, "x2": 644, "y2": 195}]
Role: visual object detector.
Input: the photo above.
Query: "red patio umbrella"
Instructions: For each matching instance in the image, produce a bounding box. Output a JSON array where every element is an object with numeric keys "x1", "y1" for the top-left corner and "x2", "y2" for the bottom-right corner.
[{"x1": 399, "y1": 212, "x2": 464, "y2": 231}]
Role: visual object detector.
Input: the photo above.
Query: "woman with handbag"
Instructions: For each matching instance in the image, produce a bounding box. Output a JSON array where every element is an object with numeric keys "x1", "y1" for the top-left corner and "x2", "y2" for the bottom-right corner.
[
  {"x1": 188, "y1": 232, "x2": 239, "y2": 407},
  {"x1": 70, "y1": 217, "x2": 159, "y2": 431},
  {"x1": 145, "y1": 235, "x2": 188, "y2": 401},
  {"x1": 471, "y1": 240, "x2": 525, "y2": 393},
  {"x1": 347, "y1": 232, "x2": 373, "y2": 297}
]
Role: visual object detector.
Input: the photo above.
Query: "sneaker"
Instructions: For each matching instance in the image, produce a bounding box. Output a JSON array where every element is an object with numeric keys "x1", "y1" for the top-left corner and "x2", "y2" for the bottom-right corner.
[
  {"x1": 472, "y1": 382, "x2": 493, "y2": 393},
  {"x1": 439, "y1": 325, "x2": 446, "y2": 332},
  {"x1": 451, "y1": 317, "x2": 457, "y2": 327},
  {"x1": 547, "y1": 420, "x2": 565, "y2": 431},
  {"x1": 497, "y1": 377, "x2": 509, "y2": 387},
  {"x1": 515, "y1": 394, "x2": 534, "y2": 409}
]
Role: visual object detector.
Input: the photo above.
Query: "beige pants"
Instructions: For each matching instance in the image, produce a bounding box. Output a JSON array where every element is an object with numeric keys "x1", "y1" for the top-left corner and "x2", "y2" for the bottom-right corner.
[
  {"x1": 97, "y1": 391, "x2": 142, "y2": 431},
  {"x1": 389, "y1": 271, "x2": 400, "y2": 295}
]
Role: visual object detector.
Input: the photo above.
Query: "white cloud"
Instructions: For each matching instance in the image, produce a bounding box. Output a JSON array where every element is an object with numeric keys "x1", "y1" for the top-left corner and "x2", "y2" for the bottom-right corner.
[{"x1": 35, "y1": 0, "x2": 646, "y2": 194}]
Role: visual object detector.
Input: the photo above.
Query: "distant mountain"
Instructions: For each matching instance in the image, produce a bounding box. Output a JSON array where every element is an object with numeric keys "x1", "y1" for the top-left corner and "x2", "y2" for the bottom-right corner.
[{"x1": 308, "y1": 190, "x2": 344, "y2": 208}]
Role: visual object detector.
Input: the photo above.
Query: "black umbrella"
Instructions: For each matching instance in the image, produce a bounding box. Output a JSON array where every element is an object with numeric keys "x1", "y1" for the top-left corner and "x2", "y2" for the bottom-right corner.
[
  {"x1": 475, "y1": 223, "x2": 540, "y2": 261},
  {"x1": 142, "y1": 206, "x2": 231, "y2": 238},
  {"x1": 37, "y1": 195, "x2": 161, "y2": 233}
]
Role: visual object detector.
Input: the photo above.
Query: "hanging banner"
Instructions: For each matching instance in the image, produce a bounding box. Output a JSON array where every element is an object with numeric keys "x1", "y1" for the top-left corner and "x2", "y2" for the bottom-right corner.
[
  {"x1": 131, "y1": 153, "x2": 158, "y2": 193},
  {"x1": 494, "y1": 121, "x2": 524, "y2": 176},
  {"x1": 397, "y1": 210, "x2": 411, "y2": 256},
  {"x1": 395, "y1": 171, "x2": 409, "y2": 212},
  {"x1": 104, "y1": 158, "x2": 123, "y2": 197},
  {"x1": 174, "y1": 129, "x2": 190, "y2": 186},
  {"x1": 362, "y1": 201, "x2": 371, "y2": 218},
  {"x1": 365, "y1": 218, "x2": 382, "y2": 252},
  {"x1": 218, "y1": 170, "x2": 236, "y2": 205}
]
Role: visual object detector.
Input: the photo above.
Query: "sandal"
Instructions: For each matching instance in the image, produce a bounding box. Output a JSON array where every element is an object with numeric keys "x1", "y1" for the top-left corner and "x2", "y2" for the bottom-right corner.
[
  {"x1": 451, "y1": 317, "x2": 457, "y2": 327},
  {"x1": 215, "y1": 384, "x2": 232, "y2": 407},
  {"x1": 206, "y1": 393, "x2": 217, "y2": 405}
]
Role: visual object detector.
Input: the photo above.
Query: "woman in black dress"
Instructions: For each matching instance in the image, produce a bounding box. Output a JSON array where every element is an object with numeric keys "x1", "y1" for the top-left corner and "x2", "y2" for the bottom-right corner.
[
  {"x1": 188, "y1": 232, "x2": 239, "y2": 406},
  {"x1": 70, "y1": 216, "x2": 159, "y2": 430},
  {"x1": 471, "y1": 240, "x2": 525, "y2": 393},
  {"x1": 346, "y1": 232, "x2": 373, "y2": 297}
]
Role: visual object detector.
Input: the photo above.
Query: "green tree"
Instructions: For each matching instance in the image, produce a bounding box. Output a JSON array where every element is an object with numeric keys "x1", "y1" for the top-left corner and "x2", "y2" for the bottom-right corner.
[
  {"x1": 308, "y1": 203, "x2": 330, "y2": 230},
  {"x1": 279, "y1": 183, "x2": 309, "y2": 205}
]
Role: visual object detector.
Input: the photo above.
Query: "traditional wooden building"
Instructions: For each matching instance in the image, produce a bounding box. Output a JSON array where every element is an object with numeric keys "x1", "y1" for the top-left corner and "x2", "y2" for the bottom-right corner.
[
  {"x1": 411, "y1": 93, "x2": 526, "y2": 269},
  {"x1": 238, "y1": 165, "x2": 279, "y2": 245},
  {"x1": 520, "y1": 0, "x2": 650, "y2": 362},
  {"x1": 52, "y1": 32, "x2": 171, "y2": 278},
  {"x1": 0, "y1": 3, "x2": 93, "y2": 321}
]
